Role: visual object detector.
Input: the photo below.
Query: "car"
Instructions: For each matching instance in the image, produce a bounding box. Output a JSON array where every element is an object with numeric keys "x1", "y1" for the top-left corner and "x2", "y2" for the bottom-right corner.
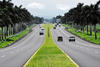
[
  {"x1": 41, "y1": 28, "x2": 45, "y2": 31},
  {"x1": 55, "y1": 25, "x2": 57, "y2": 27},
  {"x1": 40, "y1": 27, "x2": 41, "y2": 28},
  {"x1": 53, "y1": 27, "x2": 56, "y2": 29},
  {"x1": 59, "y1": 24, "x2": 61, "y2": 27},
  {"x1": 39, "y1": 30, "x2": 44, "y2": 35},
  {"x1": 69, "y1": 36, "x2": 75, "y2": 42},
  {"x1": 57, "y1": 36, "x2": 63, "y2": 41},
  {"x1": 57, "y1": 23, "x2": 59, "y2": 25}
]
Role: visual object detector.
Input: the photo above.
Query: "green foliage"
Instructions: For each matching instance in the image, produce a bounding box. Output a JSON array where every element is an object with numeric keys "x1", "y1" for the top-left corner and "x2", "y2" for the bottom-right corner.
[
  {"x1": 0, "y1": 24, "x2": 36, "y2": 48},
  {"x1": 63, "y1": 24, "x2": 100, "y2": 44},
  {"x1": 0, "y1": 0, "x2": 43, "y2": 41}
]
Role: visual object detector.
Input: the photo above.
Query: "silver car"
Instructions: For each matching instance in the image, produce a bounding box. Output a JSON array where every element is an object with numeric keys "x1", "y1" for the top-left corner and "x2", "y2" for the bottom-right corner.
[
  {"x1": 39, "y1": 30, "x2": 44, "y2": 35},
  {"x1": 69, "y1": 36, "x2": 75, "y2": 42}
]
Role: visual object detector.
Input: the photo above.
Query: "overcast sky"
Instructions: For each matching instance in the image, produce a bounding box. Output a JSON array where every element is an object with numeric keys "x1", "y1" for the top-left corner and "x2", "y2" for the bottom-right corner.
[{"x1": 12, "y1": 0, "x2": 99, "y2": 19}]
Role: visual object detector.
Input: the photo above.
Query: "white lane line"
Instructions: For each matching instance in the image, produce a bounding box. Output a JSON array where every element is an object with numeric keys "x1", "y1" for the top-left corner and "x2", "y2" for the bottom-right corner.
[
  {"x1": 10, "y1": 51, "x2": 14, "y2": 54},
  {"x1": 59, "y1": 28, "x2": 100, "y2": 49},
  {"x1": 1, "y1": 55, "x2": 6, "y2": 58},
  {"x1": 94, "y1": 50, "x2": 100, "y2": 54},
  {"x1": 0, "y1": 27, "x2": 39, "y2": 53}
]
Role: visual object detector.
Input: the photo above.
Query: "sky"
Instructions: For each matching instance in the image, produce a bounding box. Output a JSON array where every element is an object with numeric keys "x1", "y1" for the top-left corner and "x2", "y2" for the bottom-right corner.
[{"x1": 11, "y1": 0, "x2": 99, "y2": 19}]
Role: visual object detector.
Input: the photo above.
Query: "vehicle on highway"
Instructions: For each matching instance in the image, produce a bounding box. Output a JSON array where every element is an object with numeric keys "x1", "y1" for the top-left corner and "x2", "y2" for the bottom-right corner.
[
  {"x1": 53, "y1": 26, "x2": 56, "y2": 29},
  {"x1": 40, "y1": 27, "x2": 41, "y2": 28},
  {"x1": 57, "y1": 36, "x2": 63, "y2": 42},
  {"x1": 41, "y1": 28, "x2": 45, "y2": 31},
  {"x1": 69, "y1": 36, "x2": 75, "y2": 42},
  {"x1": 55, "y1": 25, "x2": 57, "y2": 27},
  {"x1": 59, "y1": 24, "x2": 61, "y2": 27},
  {"x1": 39, "y1": 30, "x2": 44, "y2": 35}
]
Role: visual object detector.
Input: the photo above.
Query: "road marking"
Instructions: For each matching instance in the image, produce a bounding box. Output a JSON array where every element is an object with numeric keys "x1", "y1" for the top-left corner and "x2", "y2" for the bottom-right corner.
[
  {"x1": 10, "y1": 51, "x2": 14, "y2": 54},
  {"x1": 1, "y1": 55, "x2": 6, "y2": 58},
  {"x1": 52, "y1": 28, "x2": 79, "y2": 67},
  {"x1": 60, "y1": 28, "x2": 100, "y2": 49},
  {"x1": 53, "y1": 38, "x2": 79, "y2": 67},
  {"x1": 94, "y1": 50, "x2": 100, "y2": 54}
]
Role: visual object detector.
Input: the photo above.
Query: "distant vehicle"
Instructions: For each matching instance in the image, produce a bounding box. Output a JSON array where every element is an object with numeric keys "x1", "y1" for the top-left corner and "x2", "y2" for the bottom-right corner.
[
  {"x1": 58, "y1": 36, "x2": 63, "y2": 41},
  {"x1": 69, "y1": 36, "x2": 75, "y2": 42},
  {"x1": 39, "y1": 30, "x2": 44, "y2": 35},
  {"x1": 53, "y1": 27, "x2": 56, "y2": 29},
  {"x1": 55, "y1": 25, "x2": 57, "y2": 27},
  {"x1": 40, "y1": 27, "x2": 41, "y2": 28},
  {"x1": 59, "y1": 24, "x2": 61, "y2": 27},
  {"x1": 41, "y1": 28, "x2": 45, "y2": 31},
  {"x1": 57, "y1": 23, "x2": 59, "y2": 25}
]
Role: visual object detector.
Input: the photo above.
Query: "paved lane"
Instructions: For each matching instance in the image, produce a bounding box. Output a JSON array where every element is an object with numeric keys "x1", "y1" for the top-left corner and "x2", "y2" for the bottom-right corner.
[
  {"x1": 52, "y1": 25, "x2": 100, "y2": 67},
  {"x1": 0, "y1": 25, "x2": 45, "y2": 67}
]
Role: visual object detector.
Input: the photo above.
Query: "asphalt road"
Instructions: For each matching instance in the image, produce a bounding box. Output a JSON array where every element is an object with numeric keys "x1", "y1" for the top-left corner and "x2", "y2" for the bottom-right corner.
[
  {"x1": 0, "y1": 24, "x2": 45, "y2": 67},
  {"x1": 52, "y1": 25, "x2": 100, "y2": 67}
]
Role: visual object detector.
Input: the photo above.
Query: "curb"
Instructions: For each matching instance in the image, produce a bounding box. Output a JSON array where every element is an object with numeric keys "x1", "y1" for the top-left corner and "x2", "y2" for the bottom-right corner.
[
  {"x1": 51, "y1": 30, "x2": 79, "y2": 67},
  {"x1": 23, "y1": 26, "x2": 46, "y2": 67},
  {"x1": 64, "y1": 27, "x2": 99, "y2": 45},
  {"x1": 0, "y1": 25, "x2": 37, "y2": 49},
  {"x1": 24, "y1": 24, "x2": 79, "y2": 67},
  {"x1": 23, "y1": 43, "x2": 44, "y2": 67},
  {"x1": 55, "y1": 43, "x2": 79, "y2": 67}
]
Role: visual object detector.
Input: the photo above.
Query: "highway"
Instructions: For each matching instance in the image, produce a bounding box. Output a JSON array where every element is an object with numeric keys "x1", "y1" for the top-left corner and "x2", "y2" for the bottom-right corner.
[
  {"x1": 1, "y1": 24, "x2": 100, "y2": 67},
  {"x1": 52, "y1": 25, "x2": 100, "y2": 67},
  {"x1": 0, "y1": 25, "x2": 45, "y2": 67}
]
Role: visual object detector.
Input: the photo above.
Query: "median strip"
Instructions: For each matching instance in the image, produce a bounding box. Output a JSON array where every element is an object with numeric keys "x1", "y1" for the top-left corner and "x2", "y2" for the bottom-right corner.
[{"x1": 24, "y1": 24, "x2": 79, "y2": 67}]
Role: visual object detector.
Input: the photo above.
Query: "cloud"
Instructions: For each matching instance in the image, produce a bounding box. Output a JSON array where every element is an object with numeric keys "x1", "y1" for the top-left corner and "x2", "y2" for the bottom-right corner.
[
  {"x1": 27, "y1": 2, "x2": 45, "y2": 9},
  {"x1": 56, "y1": 4, "x2": 70, "y2": 11}
]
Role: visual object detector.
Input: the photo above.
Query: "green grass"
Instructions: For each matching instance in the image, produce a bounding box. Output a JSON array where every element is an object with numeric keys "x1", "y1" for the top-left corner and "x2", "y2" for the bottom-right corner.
[
  {"x1": 25, "y1": 24, "x2": 77, "y2": 67},
  {"x1": 0, "y1": 24, "x2": 36, "y2": 48},
  {"x1": 63, "y1": 24, "x2": 100, "y2": 44}
]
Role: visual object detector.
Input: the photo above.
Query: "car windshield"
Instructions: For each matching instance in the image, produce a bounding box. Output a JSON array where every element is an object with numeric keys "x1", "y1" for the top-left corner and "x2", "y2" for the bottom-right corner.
[{"x1": 70, "y1": 37, "x2": 75, "y2": 38}]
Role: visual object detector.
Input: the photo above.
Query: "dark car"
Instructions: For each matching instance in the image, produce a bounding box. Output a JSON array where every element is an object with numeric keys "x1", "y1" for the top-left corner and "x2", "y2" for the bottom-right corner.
[
  {"x1": 59, "y1": 24, "x2": 61, "y2": 27},
  {"x1": 41, "y1": 28, "x2": 45, "y2": 31},
  {"x1": 39, "y1": 30, "x2": 44, "y2": 35},
  {"x1": 53, "y1": 27, "x2": 56, "y2": 29},
  {"x1": 55, "y1": 25, "x2": 57, "y2": 27},
  {"x1": 69, "y1": 36, "x2": 75, "y2": 42},
  {"x1": 58, "y1": 36, "x2": 63, "y2": 41}
]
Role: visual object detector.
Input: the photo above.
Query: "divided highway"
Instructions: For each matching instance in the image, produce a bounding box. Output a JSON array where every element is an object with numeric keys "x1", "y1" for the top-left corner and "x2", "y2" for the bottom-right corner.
[
  {"x1": 0, "y1": 25, "x2": 45, "y2": 67},
  {"x1": 52, "y1": 25, "x2": 100, "y2": 67},
  {"x1": 1, "y1": 24, "x2": 100, "y2": 67}
]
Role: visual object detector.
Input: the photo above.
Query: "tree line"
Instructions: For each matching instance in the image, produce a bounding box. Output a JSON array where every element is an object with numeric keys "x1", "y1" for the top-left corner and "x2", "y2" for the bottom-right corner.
[
  {"x1": 58, "y1": 0, "x2": 100, "y2": 40},
  {"x1": 0, "y1": 0, "x2": 44, "y2": 41}
]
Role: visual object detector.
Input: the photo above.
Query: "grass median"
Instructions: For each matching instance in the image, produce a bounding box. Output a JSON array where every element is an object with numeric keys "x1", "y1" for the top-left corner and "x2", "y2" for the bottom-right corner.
[
  {"x1": 0, "y1": 24, "x2": 36, "y2": 48},
  {"x1": 24, "y1": 24, "x2": 78, "y2": 67},
  {"x1": 63, "y1": 24, "x2": 100, "y2": 44}
]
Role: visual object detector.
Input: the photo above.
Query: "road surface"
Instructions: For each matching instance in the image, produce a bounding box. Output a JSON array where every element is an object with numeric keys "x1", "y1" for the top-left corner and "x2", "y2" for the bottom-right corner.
[
  {"x1": 0, "y1": 25, "x2": 45, "y2": 67},
  {"x1": 52, "y1": 25, "x2": 100, "y2": 67}
]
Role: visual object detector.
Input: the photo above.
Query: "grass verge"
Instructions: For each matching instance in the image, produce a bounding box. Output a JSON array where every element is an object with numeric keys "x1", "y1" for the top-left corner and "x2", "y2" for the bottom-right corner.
[
  {"x1": 63, "y1": 24, "x2": 100, "y2": 44},
  {"x1": 0, "y1": 24, "x2": 36, "y2": 48},
  {"x1": 24, "y1": 24, "x2": 78, "y2": 67}
]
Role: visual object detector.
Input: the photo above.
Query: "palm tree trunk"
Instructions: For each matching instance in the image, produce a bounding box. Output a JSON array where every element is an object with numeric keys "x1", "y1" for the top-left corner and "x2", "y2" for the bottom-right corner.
[
  {"x1": 94, "y1": 24, "x2": 97, "y2": 40},
  {"x1": 82, "y1": 25, "x2": 84, "y2": 33},
  {"x1": 6, "y1": 25, "x2": 8, "y2": 37},
  {"x1": 90, "y1": 24, "x2": 92, "y2": 36},
  {"x1": 9, "y1": 25, "x2": 11, "y2": 36},
  {"x1": 4, "y1": 26, "x2": 7, "y2": 41},
  {"x1": 87, "y1": 25, "x2": 89, "y2": 35},
  {"x1": 1, "y1": 27, "x2": 3, "y2": 41},
  {"x1": 13, "y1": 24, "x2": 15, "y2": 34}
]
